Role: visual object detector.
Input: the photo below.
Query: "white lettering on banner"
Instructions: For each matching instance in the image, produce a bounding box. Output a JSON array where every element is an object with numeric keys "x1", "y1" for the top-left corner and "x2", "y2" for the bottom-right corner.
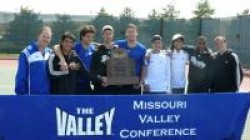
[
  {"x1": 56, "y1": 107, "x2": 115, "y2": 136},
  {"x1": 138, "y1": 115, "x2": 180, "y2": 124},
  {"x1": 76, "y1": 107, "x2": 94, "y2": 115},
  {"x1": 133, "y1": 101, "x2": 187, "y2": 110},
  {"x1": 120, "y1": 128, "x2": 197, "y2": 139},
  {"x1": 129, "y1": 100, "x2": 198, "y2": 139}
]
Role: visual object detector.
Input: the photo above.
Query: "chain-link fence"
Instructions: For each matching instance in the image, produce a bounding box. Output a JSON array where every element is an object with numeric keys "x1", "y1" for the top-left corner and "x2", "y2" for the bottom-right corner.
[
  {"x1": 201, "y1": 16, "x2": 250, "y2": 68},
  {"x1": 0, "y1": 14, "x2": 249, "y2": 67}
]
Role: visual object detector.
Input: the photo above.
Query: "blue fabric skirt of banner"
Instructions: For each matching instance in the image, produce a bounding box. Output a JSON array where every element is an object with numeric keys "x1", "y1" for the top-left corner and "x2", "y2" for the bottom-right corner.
[{"x1": 0, "y1": 93, "x2": 249, "y2": 140}]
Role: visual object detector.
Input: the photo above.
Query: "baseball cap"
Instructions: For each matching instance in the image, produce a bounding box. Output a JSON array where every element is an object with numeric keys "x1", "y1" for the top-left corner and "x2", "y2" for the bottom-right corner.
[
  {"x1": 102, "y1": 25, "x2": 114, "y2": 33},
  {"x1": 151, "y1": 35, "x2": 162, "y2": 42},
  {"x1": 172, "y1": 34, "x2": 184, "y2": 42}
]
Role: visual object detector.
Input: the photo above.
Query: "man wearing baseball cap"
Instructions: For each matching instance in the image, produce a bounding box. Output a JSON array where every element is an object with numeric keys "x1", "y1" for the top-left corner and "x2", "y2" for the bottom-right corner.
[
  {"x1": 170, "y1": 34, "x2": 189, "y2": 94},
  {"x1": 90, "y1": 25, "x2": 118, "y2": 94}
]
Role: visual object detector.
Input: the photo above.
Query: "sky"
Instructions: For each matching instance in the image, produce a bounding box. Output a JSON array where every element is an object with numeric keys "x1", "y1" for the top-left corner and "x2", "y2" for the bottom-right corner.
[{"x1": 0, "y1": 0, "x2": 250, "y2": 19}]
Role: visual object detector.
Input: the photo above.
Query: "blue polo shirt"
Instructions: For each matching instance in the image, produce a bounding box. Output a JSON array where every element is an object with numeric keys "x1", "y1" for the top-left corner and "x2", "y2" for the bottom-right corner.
[
  {"x1": 73, "y1": 42, "x2": 96, "y2": 90},
  {"x1": 115, "y1": 40, "x2": 146, "y2": 77},
  {"x1": 74, "y1": 42, "x2": 95, "y2": 71}
]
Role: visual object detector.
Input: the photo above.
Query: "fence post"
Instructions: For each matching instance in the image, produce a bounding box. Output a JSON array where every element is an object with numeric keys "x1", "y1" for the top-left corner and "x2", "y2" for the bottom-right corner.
[
  {"x1": 199, "y1": 19, "x2": 202, "y2": 35},
  {"x1": 160, "y1": 18, "x2": 164, "y2": 38}
]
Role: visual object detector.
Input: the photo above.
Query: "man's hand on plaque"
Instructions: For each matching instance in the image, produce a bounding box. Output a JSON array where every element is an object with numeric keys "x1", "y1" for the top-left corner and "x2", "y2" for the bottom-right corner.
[
  {"x1": 133, "y1": 80, "x2": 145, "y2": 89},
  {"x1": 133, "y1": 84, "x2": 141, "y2": 89},
  {"x1": 144, "y1": 84, "x2": 150, "y2": 92},
  {"x1": 111, "y1": 44, "x2": 119, "y2": 49},
  {"x1": 101, "y1": 77, "x2": 108, "y2": 87}
]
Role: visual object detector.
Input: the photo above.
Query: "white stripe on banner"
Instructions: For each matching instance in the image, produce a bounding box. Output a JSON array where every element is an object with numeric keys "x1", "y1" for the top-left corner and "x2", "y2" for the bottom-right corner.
[{"x1": 241, "y1": 108, "x2": 250, "y2": 140}]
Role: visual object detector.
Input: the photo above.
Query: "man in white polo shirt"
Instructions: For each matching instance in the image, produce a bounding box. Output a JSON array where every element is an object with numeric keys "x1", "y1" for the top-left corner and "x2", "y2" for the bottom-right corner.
[
  {"x1": 170, "y1": 34, "x2": 189, "y2": 94},
  {"x1": 144, "y1": 35, "x2": 171, "y2": 94}
]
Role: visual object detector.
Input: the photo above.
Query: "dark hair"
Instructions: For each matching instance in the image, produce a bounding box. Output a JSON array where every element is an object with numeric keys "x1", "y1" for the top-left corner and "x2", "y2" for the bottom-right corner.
[
  {"x1": 61, "y1": 32, "x2": 76, "y2": 42},
  {"x1": 197, "y1": 35, "x2": 207, "y2": 43},
  {"x1": 98, "y1": 44, "x2": 107, "y2": 51},
  {"x1": 38, "y1": 25, "x2": 52, "y2": 35},
  {"x1": 151, "y1": 35, "x2": 162, "y2": 42},
  {"x1": 170, "y1": 44, "x2": 174, "y2": 51},
  {"x1": 79, "y1": 25, "x2": 96, "y2": 40},
  {"x1": 170, "y1": 35, "x2": 184, "y2": 50},
  {"x1": 170, "y1": 40, "x2": 183, "y2": 51},
  {"x1": 126, "y1": 23, "x2": 137, "y2": 31}
]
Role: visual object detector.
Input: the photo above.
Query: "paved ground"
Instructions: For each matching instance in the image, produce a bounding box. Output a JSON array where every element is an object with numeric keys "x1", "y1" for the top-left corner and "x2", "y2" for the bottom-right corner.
[{"x1": 241, "y1": 69, "x2": 250, "y2": 92}]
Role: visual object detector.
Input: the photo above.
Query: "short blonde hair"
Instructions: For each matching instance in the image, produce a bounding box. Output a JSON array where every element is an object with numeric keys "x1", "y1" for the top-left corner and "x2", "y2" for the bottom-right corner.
[
  {"x1": 38, "y1": 26, "x2": 52, "y2": 35},
  {"x1": 126, "y1": 24, "x2": 137, "y2": 31}
]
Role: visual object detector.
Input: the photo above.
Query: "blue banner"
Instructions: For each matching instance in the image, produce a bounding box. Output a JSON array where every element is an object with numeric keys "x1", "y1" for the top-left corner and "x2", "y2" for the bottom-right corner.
[{"x1": 0, "y1": 94, "x2": 249, "y2": 140}]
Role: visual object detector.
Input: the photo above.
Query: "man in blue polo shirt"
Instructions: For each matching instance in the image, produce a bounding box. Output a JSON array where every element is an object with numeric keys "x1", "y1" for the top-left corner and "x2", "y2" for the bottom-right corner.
[
  {"x1": 115, "y1": 24, "x2": 146, "y2": 94},
  {"x1": 55, "y1": 25, "x2": 96, "y2": 94}
]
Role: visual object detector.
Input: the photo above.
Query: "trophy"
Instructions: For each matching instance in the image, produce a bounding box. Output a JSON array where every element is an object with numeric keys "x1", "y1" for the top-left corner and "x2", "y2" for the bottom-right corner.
[{"x1": 106, "y1": 48, "x2": 139, "y2": 85}]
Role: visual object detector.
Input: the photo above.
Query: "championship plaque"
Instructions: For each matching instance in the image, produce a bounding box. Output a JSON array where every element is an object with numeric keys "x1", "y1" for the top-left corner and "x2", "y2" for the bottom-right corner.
[{"x1": 106, "y1": 48, "x2": 139, "y2": 85}]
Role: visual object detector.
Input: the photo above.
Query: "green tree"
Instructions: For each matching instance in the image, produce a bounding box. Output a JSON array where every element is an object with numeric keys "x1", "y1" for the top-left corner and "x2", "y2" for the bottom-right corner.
[
  {"x1": 91, "y1": 7, "x2": 116, "y2": 42},
  {"x1": 51, "y1": 14, "x2": 76, "y2": 45},
  {"x1": 118, "y1": 7, "x2": 138, "y2": 37},
  {"x1": 120, "y1": 7, "x2": 135, "y2": 18},
  {"x1": 237, "y1": 9, "x2": 250, "y2": 17},
  {"x1": 161, "y1": 4, "x2": 180, "y2": 19},
  {"x1": 193, "y1": 0, "x2": 215, "y2": 19},
  {"x1": 7, "y1": 7, "x2": 43, "y2": 46},
  {"x1": 148, "y1": 9, "x2": 161, "y2": 20},
  {"x1": 98, "y1": 7, "x2": 109, "y2": 16}
]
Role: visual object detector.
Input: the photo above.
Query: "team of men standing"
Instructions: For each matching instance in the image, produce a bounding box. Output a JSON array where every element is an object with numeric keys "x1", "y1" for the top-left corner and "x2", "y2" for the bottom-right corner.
[{"x1": 15, "y1": 23, "x2": 244, "y2": 95}]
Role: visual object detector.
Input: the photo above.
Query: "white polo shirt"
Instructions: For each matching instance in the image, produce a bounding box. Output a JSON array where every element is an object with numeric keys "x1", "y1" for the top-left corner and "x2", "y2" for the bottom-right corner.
[
  {"x1": 170, "y1": 50, "x2": 189, "y2": 89},
  {"x1": 145, "y1": 52, "x2": 171, "y2": 93}
]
